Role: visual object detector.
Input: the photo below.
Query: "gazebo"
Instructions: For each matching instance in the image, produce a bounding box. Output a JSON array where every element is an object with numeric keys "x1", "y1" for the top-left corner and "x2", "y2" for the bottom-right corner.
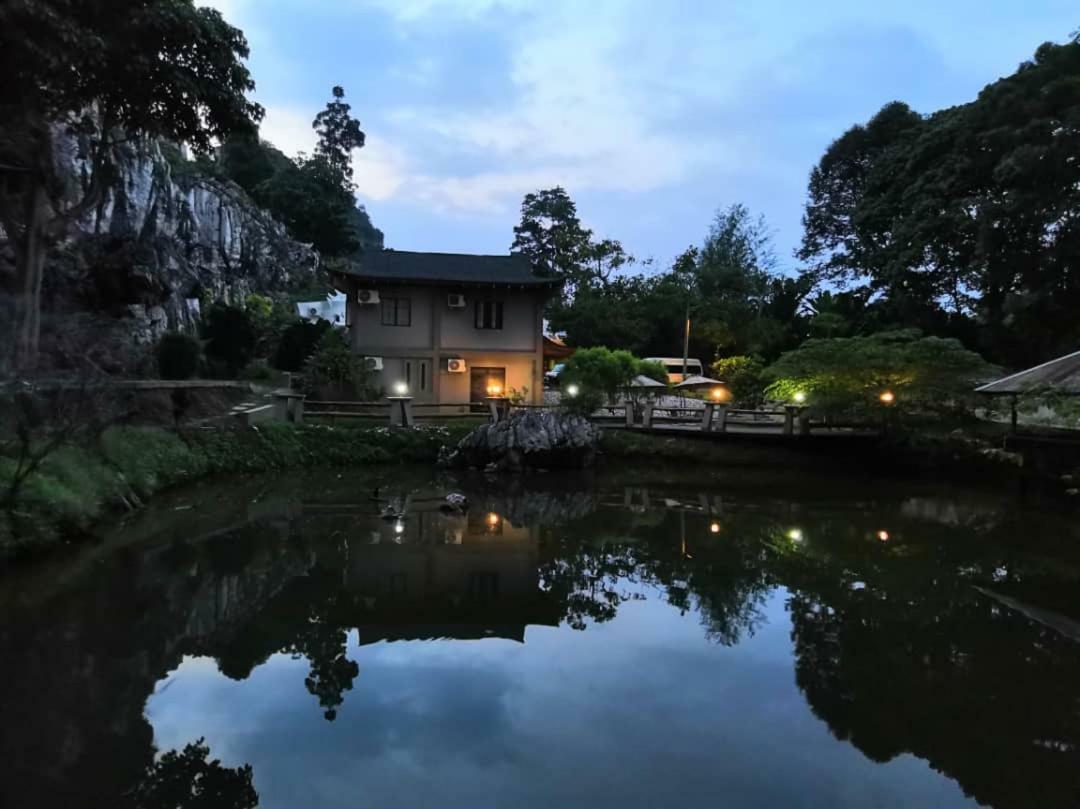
[{"x1": 975, "y1": 349, "x2": 1080, "y2": 431}]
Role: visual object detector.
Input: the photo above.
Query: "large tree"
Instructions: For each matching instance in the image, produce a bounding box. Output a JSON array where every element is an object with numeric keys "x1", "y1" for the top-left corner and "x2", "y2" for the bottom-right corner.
[
  {"x1": 799, "y1": 34, "x2": 1080, "y2": 365},
  {"x1": 0, "y1": 0, "x2": 263, "y2": 370},
  {"x1": 511, "y1": 187, "x2": 593, "y2": 297}
]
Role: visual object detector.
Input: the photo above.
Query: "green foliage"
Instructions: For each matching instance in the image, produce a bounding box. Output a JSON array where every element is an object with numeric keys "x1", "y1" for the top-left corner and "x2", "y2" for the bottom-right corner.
[
  {"x1": 711, "y1": 355, "x2": 766, "y2": 406},
  {"x1": 799, "y1": 37, "x2": 1080, "y2": 365},
  {"x1": 637, "y1": 359, "x2": 669, "y2": 384},
  {"x1": 202, "y1": 303, "x2": 256, "y2": 377},
  {"x1": 156, "y1": 333, "x2": 201, "y2": 380},
  {"x1": 129, "y1": 738, "x2": 258, "y2": 809},
  {"x1": 302, "y1": 329, "x2": 374, "y2": 398},
  {"x1": 762, "y1": 331, "x2": 997, "y2": 417},
  {"x1": 561, "y1": 347, "x2": 641, "y2": 402},
  {"x1": 507, "y1": 386, "x2": 530, "y2": 405},
  {"x1": 274, "y1": 319, "x2": 332, "y2": 372}
]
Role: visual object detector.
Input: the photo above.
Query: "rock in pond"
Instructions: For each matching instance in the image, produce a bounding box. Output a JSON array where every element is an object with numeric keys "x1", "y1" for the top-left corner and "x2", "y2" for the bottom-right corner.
[{"x1": 440, "y1": 410, "x2": 600, "y2": 471}]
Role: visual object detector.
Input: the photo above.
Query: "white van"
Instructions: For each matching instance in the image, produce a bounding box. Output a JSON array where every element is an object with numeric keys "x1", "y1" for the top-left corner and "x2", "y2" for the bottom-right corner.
[{"x1": 645, "y1": 357, "x2": 704, "y2": 384}]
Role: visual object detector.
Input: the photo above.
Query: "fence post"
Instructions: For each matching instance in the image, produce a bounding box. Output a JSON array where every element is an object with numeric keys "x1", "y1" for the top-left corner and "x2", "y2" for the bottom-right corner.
[
  {"x1": 625, "y1": 402, "x2": 635, "y2": 427},
  {"x1": 715, "y1": 404, "x2": 728, "y2": 434},
  {"x1": 388, "y1": 396, "x2": 414, "y2": 427},
  {"x1": 783, "y1": 405, "x2": 797, "y2": 436},
  {"x1": 797, "y1": 407, "x2": 811, "y2": 435},
  {"x1": 701, "y1": 402, "x2": 715, "y2": 432},
  {"x1": 643, "y1": 402, "x2": 654, "y2": 429}
]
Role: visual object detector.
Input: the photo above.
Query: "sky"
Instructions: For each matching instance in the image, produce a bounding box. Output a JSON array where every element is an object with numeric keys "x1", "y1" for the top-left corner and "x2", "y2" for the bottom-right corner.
[{"x1": 203, "y1": 0, "x2": 1077, "y2": 274}]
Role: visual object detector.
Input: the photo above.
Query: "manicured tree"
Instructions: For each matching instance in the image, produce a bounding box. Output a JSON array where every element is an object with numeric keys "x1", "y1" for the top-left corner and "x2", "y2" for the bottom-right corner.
[{"x1": 0, "y1": 0, "x2": 263, "y2": 370}]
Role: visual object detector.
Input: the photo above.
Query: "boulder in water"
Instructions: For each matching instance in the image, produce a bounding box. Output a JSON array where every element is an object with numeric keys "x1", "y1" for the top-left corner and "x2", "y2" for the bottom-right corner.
[{"x1": 440, "y1": 410, "x2": 600, "y2": 471}]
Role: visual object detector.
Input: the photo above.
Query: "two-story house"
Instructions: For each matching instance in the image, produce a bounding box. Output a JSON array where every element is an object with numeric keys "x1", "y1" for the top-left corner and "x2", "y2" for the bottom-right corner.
[{"x1": 334, "y1": 250, "x2": 561, "y2": 406}]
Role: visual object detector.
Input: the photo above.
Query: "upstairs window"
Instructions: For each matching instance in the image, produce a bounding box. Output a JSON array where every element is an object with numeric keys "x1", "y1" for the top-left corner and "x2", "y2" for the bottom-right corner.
[
  {"x1": 475, "y1": 300, "x2": 504, "y2": 330},
  {"x1": 381, "y1": 297, "x2": 411, "y2": 327}
]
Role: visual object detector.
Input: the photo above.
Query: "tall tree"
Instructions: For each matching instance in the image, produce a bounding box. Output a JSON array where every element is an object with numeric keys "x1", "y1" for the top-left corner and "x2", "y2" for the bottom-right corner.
[
  {"x1": 511, "y1": 187, "x2": 593, "y2": 297},
  {"x1": 312, "y1": 85, "x2": 366, "y2": 193},
  {"x1": 0, "y1": 0, "x2": 263, "y2": 370},
  {"x1": 799, "y1": 35, "x2": 1080, "y2": 365}
]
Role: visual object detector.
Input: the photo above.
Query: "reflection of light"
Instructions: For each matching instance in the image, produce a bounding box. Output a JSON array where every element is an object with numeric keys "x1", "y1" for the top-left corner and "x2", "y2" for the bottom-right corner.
[
  {"x1": 566, "y1": 384, "x2": 580, "y2": 397},
  {"x1": 393, "y1": 381, "x2": 408, "y2": 395},
  {"x1": 793, "y1": 391, "x2": 807, "y2": 404},
  {"x1": 393, "y1": 520, "x2": 405, "y2": 534},
  {"x1": 879, "y1": 390, "x2": 895, "y2": 405},
  {"x1": 709, "y1": 521, "x2": 721, "y2": 534},
  {"x1": 787, "y1": 528, "x2": 804, "y2": 542},
  {"x1": 486, "y1": 383, "x2": 503, "y2": 396},
  {"x1": 486, "y1": 512, "x2": 501, "y2": 527},
  {"x1": 877, "y1": 529, "x2": 890, "y2": 542}
]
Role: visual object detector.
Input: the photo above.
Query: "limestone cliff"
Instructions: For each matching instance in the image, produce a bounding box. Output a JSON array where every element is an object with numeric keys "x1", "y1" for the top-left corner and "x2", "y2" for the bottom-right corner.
[{"x1": 38, "y1": 135, "x2": 319, "y2": 354}]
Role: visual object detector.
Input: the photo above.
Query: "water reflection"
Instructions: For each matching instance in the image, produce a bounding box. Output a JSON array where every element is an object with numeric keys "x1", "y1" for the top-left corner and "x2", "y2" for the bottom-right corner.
[{"x1": 2, "y1": 470, "x2": 1080, "y2": 808}]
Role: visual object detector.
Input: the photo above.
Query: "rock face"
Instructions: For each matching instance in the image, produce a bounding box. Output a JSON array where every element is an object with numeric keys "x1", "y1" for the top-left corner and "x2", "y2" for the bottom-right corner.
[
  {"x1": 29, "y1": 135, "x2": 318, "y2": 361},
  {"x1": 441, "y1": 410, "x2": 601, "y2": 471}
]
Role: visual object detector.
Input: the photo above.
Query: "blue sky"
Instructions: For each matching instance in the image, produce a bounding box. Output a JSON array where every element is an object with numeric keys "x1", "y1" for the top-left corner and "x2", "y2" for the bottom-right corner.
[{"x1": 205, "y1": 0, "x2": 1077, "y2": 273}]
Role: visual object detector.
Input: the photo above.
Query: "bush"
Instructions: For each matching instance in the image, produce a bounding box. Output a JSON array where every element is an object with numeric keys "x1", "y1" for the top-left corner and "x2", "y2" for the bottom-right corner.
[
  {"x1": 561, "y1": 347, "x2": 641, "y2": 403},
  {"x1": 274, "y1": 319, "x2": 332, "y2": 372},
  {"x1": 711, "y1": 355, "x2": 765, "y2": 406},
  {"x1": 156, "y1": 333, "x2": 201, "y2": 380},
  {"x1": 202, "y1": 303, "x2": 256, "y2": 377},
  {"x1": 762, "y1": 330, "x2": 998, "y2": 419},
  {"x1": 302, "y1": 329, "x2": 375, "y2": 399}
]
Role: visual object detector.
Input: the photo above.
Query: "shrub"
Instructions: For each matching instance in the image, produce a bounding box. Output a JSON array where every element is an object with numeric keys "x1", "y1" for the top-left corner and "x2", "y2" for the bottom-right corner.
[
  {"x1": 711, "y1": 355, "x2": 765, "y2": 406},
  {"x1": 156, "y1": 333, "x2": 201, "y2": 380},
  {"x1": 302, "y1": 329, "x2": 375, "y2": 399},
  {"x1": 274, "y1": 319, "x2": 332, "y2": 372},
  {"x1": 202, "y1": 303, "x2": 256, "y2": 377}
]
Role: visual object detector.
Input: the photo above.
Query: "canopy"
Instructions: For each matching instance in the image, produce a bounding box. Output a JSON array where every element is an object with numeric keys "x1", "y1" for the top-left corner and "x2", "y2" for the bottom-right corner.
[
  {"x1": 674, "y1": 374, "x2": 725, "y2": 389},
  {"x1": 975, "y1": 349, "x2": 1080, "y2": 396}
]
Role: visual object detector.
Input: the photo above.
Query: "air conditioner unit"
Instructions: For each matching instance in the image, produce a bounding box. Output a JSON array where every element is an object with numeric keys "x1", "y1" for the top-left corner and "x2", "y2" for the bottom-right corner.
[
  {"x1": 447, "y1": 293, "x2": 466, "y2": 309},
  {"x1": 363, "y1": 356, "x2": 384, "y2": 371},
  {"x1": 356, "y1": 289, "x2": 380, "y2": 305},
  {"x1": 446, "y1": 358, "x2": 466, "y2": 374}
]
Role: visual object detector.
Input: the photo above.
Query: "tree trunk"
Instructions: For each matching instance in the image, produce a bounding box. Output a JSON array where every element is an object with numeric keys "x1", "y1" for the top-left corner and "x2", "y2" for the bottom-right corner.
[{"x1": 11, "y1": 184, "x2": 48, "y2": 372}]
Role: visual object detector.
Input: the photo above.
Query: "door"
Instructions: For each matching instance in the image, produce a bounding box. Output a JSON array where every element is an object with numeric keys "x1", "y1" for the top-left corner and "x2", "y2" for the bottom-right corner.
[
  {"x1": 403, "y1": 358, "x2": 433, "y2": 402},
  {"x1": 469, "y1": 367, "x2": 506, "y2": 405}
]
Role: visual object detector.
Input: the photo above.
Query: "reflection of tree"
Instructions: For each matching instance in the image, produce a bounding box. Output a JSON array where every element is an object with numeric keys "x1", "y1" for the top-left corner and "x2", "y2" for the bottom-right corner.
[
  {"x1": 127, "y1": 738, "x2": 257, "y2": 809},
  {"x1": 290, "y1": 606, "x2": 359, "y2": 722},
  {"x1": 770, "y1": 524, "x2": 1080, "y2": 809}
]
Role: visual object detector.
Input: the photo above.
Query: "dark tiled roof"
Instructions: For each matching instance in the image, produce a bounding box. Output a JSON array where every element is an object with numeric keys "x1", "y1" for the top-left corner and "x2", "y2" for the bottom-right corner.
[
  {"x1": 339, "y1": 250, "x2": 561, "y2": 288},
  {"x1": 976, "y1": 349, "x2": 1080, "y2": 395}
]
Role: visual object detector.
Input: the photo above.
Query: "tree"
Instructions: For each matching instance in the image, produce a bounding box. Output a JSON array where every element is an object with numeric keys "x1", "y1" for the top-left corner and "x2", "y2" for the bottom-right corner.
[
  {"x1": 0, "y1": 0, "x2": 263, "y2": 370},
  {"x1": 799, "y1": 36, "x2": 1080, "y2": 365},
  {"x1": 762, "y1": 330, "x2": 997, "y2": 417},
  {"x1": 511, "y1": 187, "x2": 593, "y2": 297},
  {"x1": 312, "y1": 86, "x2": 365, "y2": 192},
  {"x1": 202, "y1": 304, "x2": 256, "y2": 377},
  {"x1": 127, "y1": 738, "x2": 258, "y2": 809},
  {"x1": 711, "y1": 355, "x2": 766, "y2": 406}
]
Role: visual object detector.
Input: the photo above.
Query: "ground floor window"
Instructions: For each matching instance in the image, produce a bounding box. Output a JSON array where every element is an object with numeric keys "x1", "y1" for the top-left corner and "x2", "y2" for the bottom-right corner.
[{"x1": 469, "y1": 366, "x2": 506, "y2": 403}]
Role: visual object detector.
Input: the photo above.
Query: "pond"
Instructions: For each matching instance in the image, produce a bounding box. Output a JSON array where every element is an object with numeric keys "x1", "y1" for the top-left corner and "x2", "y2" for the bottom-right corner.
[{"x1": 2, "y1": 465, "x2": 1080, "y2": 809}]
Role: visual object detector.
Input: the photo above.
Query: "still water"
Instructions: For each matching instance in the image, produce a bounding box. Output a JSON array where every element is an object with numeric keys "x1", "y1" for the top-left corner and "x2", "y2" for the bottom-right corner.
[{"x1": 3, "y1": 466, "x2": 1080, "y2": 809}]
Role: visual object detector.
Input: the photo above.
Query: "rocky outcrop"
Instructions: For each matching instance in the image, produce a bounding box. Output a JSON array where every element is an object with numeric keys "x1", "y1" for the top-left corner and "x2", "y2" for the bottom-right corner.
[
  {"x1": 441, "y1": 410, "x2": 601, "y2": 471},
  {"x1": 26, "y1": 135, "x2": 318, "y2": 360}
]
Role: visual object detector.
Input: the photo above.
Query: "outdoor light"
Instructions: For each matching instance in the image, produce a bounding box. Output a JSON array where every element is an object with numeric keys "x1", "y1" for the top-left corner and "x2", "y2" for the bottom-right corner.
[
  {"x1": 393, "y1": 381, "x2": 409, "y2": 396},
  {"x1": 486, "y1": 383, "x2": 503, "y2": 396},
  {"x1": 567, "y1": 384, "x2": 580, "y2": 398},
  {"x1": 486, "y1": 512, "x2": 501, "y2": 527},
  {"x1": 877, "y1": 529, "x2": 890, "y2": 542},
  {"x1": 787, "y1": 528, "x2": 804, "y2": 542},
  {"x1": 793, "y1": 391, "x2": 807, "y2": 404},
  {"x1": 709, "y1": 521, "x2": 721, "y2": 534},
  {"x1": 393, "y1": 520, "x2": 405, "y2": 535},
  {"x1": 711, "y1": 387, "x2": 726, "y2": 401},
  {"x1": 879, "y1": 390, "x2": 896, "y2": 405}
]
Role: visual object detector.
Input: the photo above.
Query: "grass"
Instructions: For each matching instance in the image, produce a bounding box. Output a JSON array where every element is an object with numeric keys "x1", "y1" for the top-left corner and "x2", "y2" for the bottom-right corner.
[{"x1": 0, "y1": 422, "x2": 475, "y2": 560}]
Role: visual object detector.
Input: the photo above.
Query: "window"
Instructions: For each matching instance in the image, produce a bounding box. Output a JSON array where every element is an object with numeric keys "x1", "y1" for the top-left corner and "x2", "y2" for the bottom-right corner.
[
  {"x1": 475, "y1": 300, "x2": 504, "y2": 330},
  {"x1": 381, "y1": 297, "x2": 411, "y2": 326}
]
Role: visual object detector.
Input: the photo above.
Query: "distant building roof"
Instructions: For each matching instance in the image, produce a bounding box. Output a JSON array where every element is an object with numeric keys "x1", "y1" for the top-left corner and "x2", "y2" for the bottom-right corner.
[
  {"x1": 337, "y1": 250, "x2": 562, "y2": 289},
  {"x1": 976, "y1": 349, "x2": 1080, "y2": 395}
]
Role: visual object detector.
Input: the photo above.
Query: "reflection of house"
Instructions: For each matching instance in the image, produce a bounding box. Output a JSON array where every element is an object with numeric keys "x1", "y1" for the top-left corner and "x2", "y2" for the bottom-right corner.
[
  {"x1": 344, "y1": 511, "x2": 560, "y2": 643},
  {"x1": 333, "y1": 251, "x2": 561, "y2": 405}
]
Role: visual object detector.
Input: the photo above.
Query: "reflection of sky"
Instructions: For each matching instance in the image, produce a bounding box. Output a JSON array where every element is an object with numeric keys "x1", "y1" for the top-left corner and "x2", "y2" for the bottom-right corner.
[{"x1": 147, "y1": 587, "x2": 974, "y2": 809}]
